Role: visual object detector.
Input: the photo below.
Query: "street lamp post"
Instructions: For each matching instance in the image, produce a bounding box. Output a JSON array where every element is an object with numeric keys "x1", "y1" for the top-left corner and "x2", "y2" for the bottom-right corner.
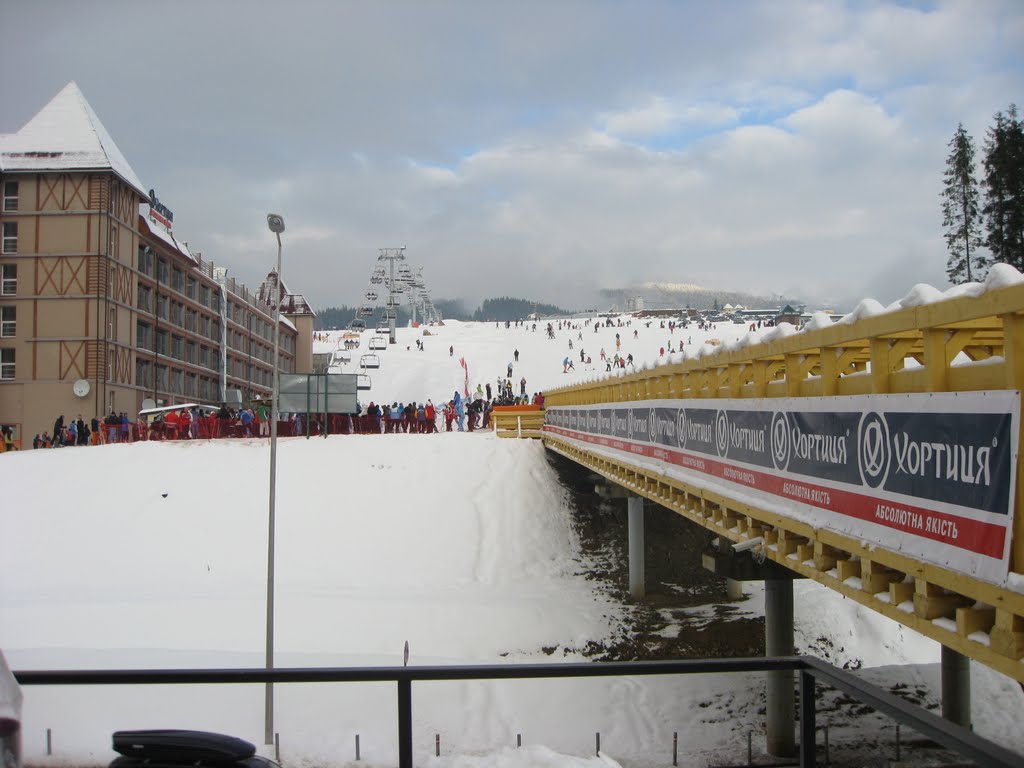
[{"x1": 264, "y1": 212, "x2": 285, "y2": 746}]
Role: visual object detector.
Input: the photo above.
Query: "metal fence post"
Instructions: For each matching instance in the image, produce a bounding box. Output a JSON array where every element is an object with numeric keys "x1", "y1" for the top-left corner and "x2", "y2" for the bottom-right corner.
[
  {"x1": 799, "y1": 670, "x2": 816, "y2": 767},
  {"x1": 398, "y1": 678, "x2": 412, "y2": 768}
]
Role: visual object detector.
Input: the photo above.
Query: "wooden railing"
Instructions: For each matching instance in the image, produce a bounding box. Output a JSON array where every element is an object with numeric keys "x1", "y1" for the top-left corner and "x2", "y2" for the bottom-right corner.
[{"x1": 491, "y1": 405, "x2": 545, "y2": 438}]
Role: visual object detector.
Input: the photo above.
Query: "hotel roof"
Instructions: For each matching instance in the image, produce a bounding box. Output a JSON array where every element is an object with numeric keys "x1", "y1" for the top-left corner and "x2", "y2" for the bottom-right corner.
[{"x1": 0, "y1": 81, "x2": 147, "y2": 197}]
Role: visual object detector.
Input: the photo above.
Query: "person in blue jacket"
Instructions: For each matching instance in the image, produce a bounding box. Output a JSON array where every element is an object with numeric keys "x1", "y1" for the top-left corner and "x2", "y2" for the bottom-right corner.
[{"x1": 454, "y1": 391, "x2": 465, "y2": 432}]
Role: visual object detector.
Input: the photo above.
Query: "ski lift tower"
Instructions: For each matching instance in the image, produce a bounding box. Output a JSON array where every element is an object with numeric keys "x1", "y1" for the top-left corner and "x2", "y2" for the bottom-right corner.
[
  {"x1": 406, "y1": 267, "x2": 425, "y2": 325},
  {"x1": 378, "y1": 246, "x2": 406, "y2": 344}
]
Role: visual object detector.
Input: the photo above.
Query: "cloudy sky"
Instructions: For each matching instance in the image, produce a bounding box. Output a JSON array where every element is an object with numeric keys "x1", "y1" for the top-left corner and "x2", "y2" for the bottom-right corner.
[{"x1": 2, "y1": 0, "x2": 1021, "y2": 312}]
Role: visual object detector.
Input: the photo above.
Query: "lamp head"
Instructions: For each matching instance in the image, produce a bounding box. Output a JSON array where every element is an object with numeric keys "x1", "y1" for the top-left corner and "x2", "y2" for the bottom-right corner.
[{"x1": 266, "y1": 213, "x2": 286, "y2": 234}]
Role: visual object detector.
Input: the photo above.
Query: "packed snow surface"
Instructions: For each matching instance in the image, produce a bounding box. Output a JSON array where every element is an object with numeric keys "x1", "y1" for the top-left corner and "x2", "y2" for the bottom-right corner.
[{"x1": 4, "y1": 287, "x2": 1024, "y2": 767}]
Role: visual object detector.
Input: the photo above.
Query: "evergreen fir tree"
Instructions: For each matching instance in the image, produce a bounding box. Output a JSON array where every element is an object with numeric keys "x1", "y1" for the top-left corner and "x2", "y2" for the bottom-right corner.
[
  {"x1": 982, "y1": 105, "x2": 1024, "y2": 271},
  {"x1": 942, "y1": 124, "x2": 984, "y2": 283}
]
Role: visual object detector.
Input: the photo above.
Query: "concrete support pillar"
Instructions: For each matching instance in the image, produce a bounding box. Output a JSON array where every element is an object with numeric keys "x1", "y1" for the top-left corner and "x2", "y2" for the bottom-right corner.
[
  {"x1": 712, "y1": 537, "x2": 746, "y2": 599},
  {"x1": 941, "y1": 645, "x2": 971, "y2": 729},
  {"x1": 765, "y1": 578, "x2": 796, "y2": 757},
  {"x1": 627, "y1": 494, "x2": 645, "y2": 600},
  {"x1": 726, "y1": 578, "x2": 745, "y2": 600}
]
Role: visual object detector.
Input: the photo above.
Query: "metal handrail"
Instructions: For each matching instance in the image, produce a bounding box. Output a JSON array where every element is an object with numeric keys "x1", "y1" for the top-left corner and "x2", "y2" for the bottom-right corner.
[{"x1": 14, "y1": 655, "x2": 1022, "y2": 767}]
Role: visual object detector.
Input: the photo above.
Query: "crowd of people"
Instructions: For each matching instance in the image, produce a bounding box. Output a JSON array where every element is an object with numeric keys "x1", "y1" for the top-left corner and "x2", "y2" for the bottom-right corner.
[{"x1": 29, "y1": 390, "x2": 546, "y2": 446}]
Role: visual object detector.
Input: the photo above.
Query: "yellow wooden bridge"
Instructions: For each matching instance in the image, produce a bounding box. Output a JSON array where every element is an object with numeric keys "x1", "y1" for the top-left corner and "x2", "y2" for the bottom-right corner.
[{"x1": 493, "y1": 279, "x2": 1024, "y2": 685}]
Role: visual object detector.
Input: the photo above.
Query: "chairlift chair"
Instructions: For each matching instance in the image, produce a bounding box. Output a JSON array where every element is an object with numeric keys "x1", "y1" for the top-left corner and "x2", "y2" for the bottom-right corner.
[
  {"x1": 358, "y1": 306, "x2": 374, "y2": 317},
  {"x1": 369, "y1": 336, "x2": 387, "y2": 350},
  {"x1": 365, "y1": 291, "x2": 378, "y2": 302},
  {"x1": 357, "y1": 373, "x2": 372, "y2": 390},
  {"x1": 349, "y1": 319, "x2": 367, "y2": 331},
  {"x1": 359, "y1": 353, "x2": 381, "y2": 369}
]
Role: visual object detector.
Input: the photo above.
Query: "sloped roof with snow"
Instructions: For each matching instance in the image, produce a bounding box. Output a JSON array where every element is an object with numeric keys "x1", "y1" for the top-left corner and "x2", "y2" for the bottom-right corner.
[
  {"x1": 139, "y1": 205, "x2": 198, "y2": 265},
  {"x1": 256, "y1": 269, "x2": 315, "y2": 317},
  {"x1": 281, "y1": 293, "x2": 316, "y2": 316},
  {"x1": 0, "y1": 81, "x2": 147, "y2": 197}
]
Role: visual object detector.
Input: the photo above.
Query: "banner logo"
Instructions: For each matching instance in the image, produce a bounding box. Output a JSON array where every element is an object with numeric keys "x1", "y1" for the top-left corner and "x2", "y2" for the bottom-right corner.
[
  {"x1": 858, "y1": 411, "x2": 890, "y2": 488},
  {"x1": 771, "y1": 411, "x2": 790, "y2": 471},
  {"x1": 716, "y1": 410, "x2": 729, "y2": 457}
]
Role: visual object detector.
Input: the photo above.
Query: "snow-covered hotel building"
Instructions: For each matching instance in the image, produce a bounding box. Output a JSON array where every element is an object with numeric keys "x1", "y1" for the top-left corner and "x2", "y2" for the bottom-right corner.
[{"x1": 0, "y1": 82, "x2": 314, "y2": 444}]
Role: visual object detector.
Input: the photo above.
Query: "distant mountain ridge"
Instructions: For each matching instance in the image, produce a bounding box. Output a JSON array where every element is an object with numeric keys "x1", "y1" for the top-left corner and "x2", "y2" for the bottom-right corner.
[{"x1": 601, "y1": 282, "x2": 802, "y2": 312}]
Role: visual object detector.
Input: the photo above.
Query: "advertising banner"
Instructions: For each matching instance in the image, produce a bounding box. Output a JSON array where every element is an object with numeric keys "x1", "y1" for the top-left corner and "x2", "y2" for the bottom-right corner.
[{"x1": 544, "y1": 392, "x2": 1019, "y2": 585}]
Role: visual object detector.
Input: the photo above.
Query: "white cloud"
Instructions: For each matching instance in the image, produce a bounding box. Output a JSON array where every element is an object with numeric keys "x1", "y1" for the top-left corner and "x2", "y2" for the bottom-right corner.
[
  {"x1": 4, "y1": 0, "x2": 1020, "y2": 312},
  {"x1": 601, "y1": 96, "x2": 740, "y2": 142}
]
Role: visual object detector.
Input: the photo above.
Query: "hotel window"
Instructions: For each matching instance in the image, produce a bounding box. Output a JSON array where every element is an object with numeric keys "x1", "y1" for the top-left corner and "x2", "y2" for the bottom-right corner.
[
  {"x1": 0, "y1": 306, "x2": 13, "y2": 337},
  {"x1": 1, "y1": 264, "x2": 15, "y2": 295},
  {"x1": 137, "y1": 285, "x2": 152, "y2": 313},
  {"x1": 186, "y1": 276, "x2": 196, "y2": 300},
  {"x1": 172, "y1": 268, "x2": 184, "y2": 293},
  {"x1": 171, "y1": 334, "x2": 183, "y2": 360},
  {"x1": 136, "y1": 359, "x2": 152, "y2": 389},
  {"x1": 156, "y1": 329, "x2": 168, "y2": 355},
  {"x1": 3, "y1": 182, "x2": 18, "y2": 212},
  {"x1": 1, "y1": 223, "x2": 16, "y2": 253},
  {"x1": 157, "y1": 258, "x2": 169, "y2": 285},
  {"x1": 137, "y1": 246, "x2": 153, "y2": 276},
  {"x1": 0, "y1": 348, "x2": 13, "y2": 379},
  {"x1": 136, "y1": 321, "x2": 152, "y2": 351}
]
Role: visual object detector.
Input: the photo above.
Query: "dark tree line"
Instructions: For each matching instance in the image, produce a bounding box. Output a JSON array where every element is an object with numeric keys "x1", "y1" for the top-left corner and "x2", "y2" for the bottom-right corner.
[
  {"x1": 471, "y1": 297, "x2": 571, "y2": 321},
  {"x1": 943, "y1": 105, "x2": 1024, "y2": 283}
]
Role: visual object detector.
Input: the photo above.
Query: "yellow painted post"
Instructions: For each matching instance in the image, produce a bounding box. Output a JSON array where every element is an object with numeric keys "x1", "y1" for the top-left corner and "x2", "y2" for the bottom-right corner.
[
  {"x1": 820, "y1": 346, "x2": 837, "y2": 397},
  {"x1": 870, "y1": 338, "x2": 891, "y2": 394},
  {"x1": 1001, "y1": 313, "x2": 1024, "y2": 574},
  {"x1": 922, "y1": 328, "x2": 949, "y2": 394},
  {"x1": 752, "y1": 360, "x2": 768, "y2": 399},
  {"x1": 730, "y1": 362, "x2": 743, "y2": 398},
  {"x1": 784, "y1": 354, "x2": 802, "y2": 398}
]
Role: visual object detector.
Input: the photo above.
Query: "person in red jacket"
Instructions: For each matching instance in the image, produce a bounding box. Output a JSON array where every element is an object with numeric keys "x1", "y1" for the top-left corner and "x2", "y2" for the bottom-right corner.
[
  {"x1": 178, "y1": 408, "x2": 192, "y2": 439},
  {"x1": 163, "y1": 409, "x2": 180, "y2": 440},
  {"x1": 426, "y1": 400, "x2": 438, "y2": 433}
]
